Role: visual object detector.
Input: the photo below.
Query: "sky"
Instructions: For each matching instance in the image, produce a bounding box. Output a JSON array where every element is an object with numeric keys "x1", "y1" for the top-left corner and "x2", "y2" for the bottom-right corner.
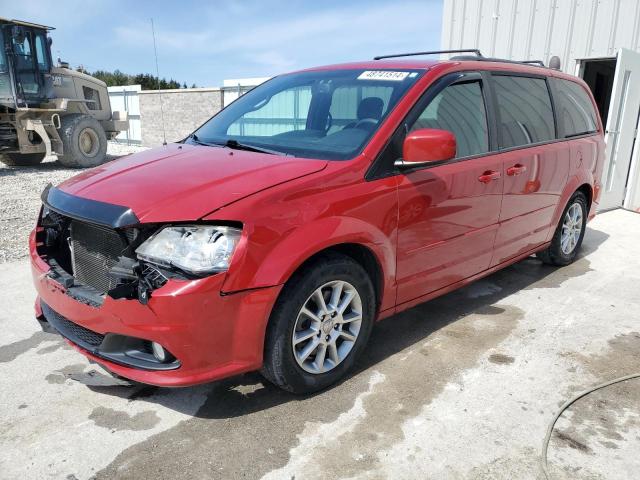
[{"x1": 2, "y1": 0, "x2": 443, "y2": 87}]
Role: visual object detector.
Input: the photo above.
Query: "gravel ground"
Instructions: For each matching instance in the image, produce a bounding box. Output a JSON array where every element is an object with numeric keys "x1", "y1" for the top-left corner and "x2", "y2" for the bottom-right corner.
[{"x1": 0, "y1": 142, "x2": 147, "y2": 263}]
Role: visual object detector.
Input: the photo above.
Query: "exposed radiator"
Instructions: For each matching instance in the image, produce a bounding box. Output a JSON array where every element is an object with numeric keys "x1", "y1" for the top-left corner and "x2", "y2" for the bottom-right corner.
[{"x1": 70, "y1": 220, "x2": 127, "y2": 293}]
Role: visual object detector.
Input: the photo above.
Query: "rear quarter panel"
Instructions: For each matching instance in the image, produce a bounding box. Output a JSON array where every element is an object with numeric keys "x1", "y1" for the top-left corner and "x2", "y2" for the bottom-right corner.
[{"x1": 545, "y1": 134, "x2": 604, "y2": 242}]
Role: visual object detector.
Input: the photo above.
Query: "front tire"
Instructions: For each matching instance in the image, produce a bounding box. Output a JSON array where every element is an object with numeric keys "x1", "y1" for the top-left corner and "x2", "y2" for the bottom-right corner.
[
  {"x1": 0, "y1": 152, "x2": 45, "y2": 166},
  {"x1": 537, "y1": 191, "x2": 588, "y2": 266},
  {"x1": 261, "y1": 252, "x2": 375, "y2": 394},
  {"x1": 57, "y1": 114, "x2": 108, "y2": 168}
]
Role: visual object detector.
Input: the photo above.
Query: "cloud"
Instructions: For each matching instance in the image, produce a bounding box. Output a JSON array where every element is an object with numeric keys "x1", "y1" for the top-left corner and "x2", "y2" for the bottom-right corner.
[
  {"x1": 114, "y1": 25, "x2": 209, "y2": 52},
  {"x1": 250, "y1": 51, "x2": 297, "y2": 70},
  {"x1": 2, "y1": 0, "x2": 111, "y2": 29},
  {"x1": 114, "y1": 1, "x2": 440, "y2": 60},
  {"x1": 4, "y1": 0, "x2": 442, "y2": 86}
]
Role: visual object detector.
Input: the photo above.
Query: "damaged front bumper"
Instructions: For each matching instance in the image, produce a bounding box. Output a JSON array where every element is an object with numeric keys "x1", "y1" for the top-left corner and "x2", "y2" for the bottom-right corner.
[{"x1": 30, "y1": 228, "x2": 282, "y2": 387}]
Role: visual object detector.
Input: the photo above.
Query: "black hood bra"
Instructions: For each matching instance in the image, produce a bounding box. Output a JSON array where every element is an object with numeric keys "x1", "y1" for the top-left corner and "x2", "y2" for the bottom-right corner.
[{"x1": 42, "y1": 184, "x2": 139, "y2": 229}]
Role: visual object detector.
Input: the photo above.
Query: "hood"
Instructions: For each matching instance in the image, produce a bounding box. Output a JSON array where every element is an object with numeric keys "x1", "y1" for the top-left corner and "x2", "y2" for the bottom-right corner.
[{"x1": 58, "y1": 144, "x2": 327, "y2": 223}]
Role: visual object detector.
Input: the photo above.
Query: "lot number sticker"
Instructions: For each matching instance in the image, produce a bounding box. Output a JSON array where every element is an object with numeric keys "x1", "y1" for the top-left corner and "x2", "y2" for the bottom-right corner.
[{"x1": 358, "y1": 71, "x2": 411, "y2": 81}]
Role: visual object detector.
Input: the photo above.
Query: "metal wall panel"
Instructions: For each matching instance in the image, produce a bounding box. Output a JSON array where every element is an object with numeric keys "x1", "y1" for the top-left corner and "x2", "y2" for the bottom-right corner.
[
  {"x1": 441, "y1": 0, "x2": 640, "y2": 72},
  {"x1": 440, "y1": 0, "x2": 640, "y2": 211},
  {"x1": 511, "y1": 1, "x2": 533, "y2": 60},
  {"x1": 494, "y1": 0, "x2": 517, "y2": 59}
]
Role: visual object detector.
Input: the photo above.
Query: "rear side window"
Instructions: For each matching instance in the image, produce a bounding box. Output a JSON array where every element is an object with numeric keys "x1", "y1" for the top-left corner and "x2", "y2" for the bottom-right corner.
[
  {"x1": 493, "y1": 75, "x2": 555, "y2": 148},
  {"x1": 552, "y1": 78, "x2": 598, "y2": 137}
]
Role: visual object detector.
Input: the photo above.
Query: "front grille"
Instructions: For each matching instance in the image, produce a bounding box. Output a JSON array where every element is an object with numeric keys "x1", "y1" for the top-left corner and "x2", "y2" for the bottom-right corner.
[
  {"x1": 70, "y1": 220, "x2": 127, "y2": 293},
  {"x1": 41, "y1": 301, "x2": 105, "y2": 349}
]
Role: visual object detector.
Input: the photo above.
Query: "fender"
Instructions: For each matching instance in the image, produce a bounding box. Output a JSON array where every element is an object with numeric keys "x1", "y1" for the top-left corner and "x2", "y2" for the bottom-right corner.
[
  {"x1": 220, "y1": 215, "x2": 397, "y2": 312},
  {"x1": 204, "y1": 158, "x2": 400, "y2": 311}
]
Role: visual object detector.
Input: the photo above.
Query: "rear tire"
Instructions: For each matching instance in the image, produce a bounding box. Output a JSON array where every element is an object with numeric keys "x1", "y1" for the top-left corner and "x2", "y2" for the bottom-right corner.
[
  {"x1": 57, "y1": 114, "x2": 108, "y2": 168},
  {"x1": 261, "y1": 252, "x2": 376, "y2": 394},
  {"x1": 537, "y1": 191, "x2": 588, "y2": 266},
  {"x1": 0, "y1": 152, "x2": 45, "y2": 166}
]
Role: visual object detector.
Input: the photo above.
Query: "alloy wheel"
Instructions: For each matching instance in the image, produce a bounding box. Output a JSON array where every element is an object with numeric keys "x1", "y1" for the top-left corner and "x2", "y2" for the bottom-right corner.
[
  {"x1": 292, "y1": 280, "x2": 363, "y2": 374},
  {"x1": 560, "y1": 202, "x2": 583, "y2": 254}
]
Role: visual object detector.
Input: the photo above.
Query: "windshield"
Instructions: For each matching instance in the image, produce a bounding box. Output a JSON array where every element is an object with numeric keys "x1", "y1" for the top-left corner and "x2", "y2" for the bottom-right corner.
[{"x1": 190, "y1": 68, "x2": 424, "y2": 160}]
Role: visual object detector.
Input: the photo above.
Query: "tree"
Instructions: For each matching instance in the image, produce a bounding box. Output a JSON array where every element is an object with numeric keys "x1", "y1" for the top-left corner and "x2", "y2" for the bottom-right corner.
[{"x1": 90, "y1": 69, "x2": 191, "y2": 90}]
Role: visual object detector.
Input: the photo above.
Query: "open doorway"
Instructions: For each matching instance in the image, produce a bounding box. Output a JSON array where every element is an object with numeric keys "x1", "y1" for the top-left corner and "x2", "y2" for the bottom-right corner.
[
  {"x1": 578, "y1": 49, "x2": 640, "y2": 212},
  {"x1": 580, "y1": 58, "x2": 616, "y2": 127}
]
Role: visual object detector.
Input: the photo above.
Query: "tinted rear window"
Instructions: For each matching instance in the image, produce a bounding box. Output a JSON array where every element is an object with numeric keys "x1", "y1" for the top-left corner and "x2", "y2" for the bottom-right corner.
[
  {"x1": 493, "y1": 75, "x2": 555, "y2": 148},
  {"x1": 552, "y1": 78, "x2": 598, "y2": 137}
]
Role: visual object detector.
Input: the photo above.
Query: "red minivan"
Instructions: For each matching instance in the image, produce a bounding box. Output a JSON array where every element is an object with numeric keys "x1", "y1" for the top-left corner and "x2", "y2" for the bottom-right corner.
[{"x1": 31, "y1": 51, "x2": 604, "y2": 393}]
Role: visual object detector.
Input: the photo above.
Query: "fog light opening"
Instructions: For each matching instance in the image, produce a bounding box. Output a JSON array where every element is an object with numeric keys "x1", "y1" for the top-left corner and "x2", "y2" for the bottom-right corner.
[{"x1": 151, "y1": 341, "x2": 168, "y2": 362}]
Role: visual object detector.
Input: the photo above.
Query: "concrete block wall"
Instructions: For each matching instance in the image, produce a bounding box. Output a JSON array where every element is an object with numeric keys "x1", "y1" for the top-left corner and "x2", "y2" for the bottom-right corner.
[{"x1": 139, "y1": 88, "x2": 223, "y2": 146}]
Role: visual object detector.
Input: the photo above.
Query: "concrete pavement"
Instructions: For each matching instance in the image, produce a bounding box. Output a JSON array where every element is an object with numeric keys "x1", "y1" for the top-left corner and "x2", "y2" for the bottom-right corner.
[{"x1": 0, "y1": 209, "x2": 638, "y2": 479}]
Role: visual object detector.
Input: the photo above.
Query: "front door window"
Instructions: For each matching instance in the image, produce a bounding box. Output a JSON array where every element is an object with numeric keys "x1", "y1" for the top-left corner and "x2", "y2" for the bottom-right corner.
[
  {"x1": 11, "y1": 28, "x2": 45, "y2": 102},
  {"x1": 410, "y1": 80, "x2": 489, "y2": 158}
]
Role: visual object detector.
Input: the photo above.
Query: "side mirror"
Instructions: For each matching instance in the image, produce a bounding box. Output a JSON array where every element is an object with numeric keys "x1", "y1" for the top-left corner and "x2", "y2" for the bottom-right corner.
[{"x1": 395, "y1": 128, "x2": 456, "y2": 169}]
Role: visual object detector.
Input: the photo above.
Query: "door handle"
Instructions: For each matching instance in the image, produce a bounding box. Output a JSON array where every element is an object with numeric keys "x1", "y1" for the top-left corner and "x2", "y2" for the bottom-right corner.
[
  {"x1": 478, "y1": 170, "x2": 501, "y2": 183},
  {"x1": 506, "y1": 164, "x2": 527, "y2": 176}
]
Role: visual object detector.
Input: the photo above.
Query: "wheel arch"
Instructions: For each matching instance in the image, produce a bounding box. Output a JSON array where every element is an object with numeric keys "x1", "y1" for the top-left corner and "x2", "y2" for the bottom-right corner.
[
  {"x1": 576, "y1": 183, "x2": 593, "y2": 211},
  {"x1": 546, "y1": 175, "x2": 595, "y2": 242},
  {"x1": 285, "y1": 242, "x2": 384, "y2": 316}
]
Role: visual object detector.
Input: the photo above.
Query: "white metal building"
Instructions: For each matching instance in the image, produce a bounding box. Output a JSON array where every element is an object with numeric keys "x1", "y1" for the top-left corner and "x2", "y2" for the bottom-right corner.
[
  {"x1": 107, "y1": 84, "x2": 141, "y2": 144},
  {"x1": 441, "y1": 0, "x2": 640, "y2": 212},
  {"x1": 221, "y1": 77, "x2": 271, "y2": 107}
]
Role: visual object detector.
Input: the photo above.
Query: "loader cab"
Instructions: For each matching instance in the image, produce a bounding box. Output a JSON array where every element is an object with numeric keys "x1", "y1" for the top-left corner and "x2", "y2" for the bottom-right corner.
[{"x1": 0, "y1": 19, "x2": 54, "y2": 108}]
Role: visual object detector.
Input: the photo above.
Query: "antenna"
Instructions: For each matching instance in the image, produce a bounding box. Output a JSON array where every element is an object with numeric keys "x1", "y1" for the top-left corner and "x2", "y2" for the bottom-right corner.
[
  {"x1": 151, "y1": 18, "x2": 167, "y2": 146},
  {"x1": 549, "y1": 55, "x2": 562, "y2": 70}
]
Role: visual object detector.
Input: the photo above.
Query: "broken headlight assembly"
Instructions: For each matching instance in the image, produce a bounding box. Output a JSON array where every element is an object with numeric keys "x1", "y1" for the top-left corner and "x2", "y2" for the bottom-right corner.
[{"x1": 135, "y1": 225, "x2": 242, "y2": 276}]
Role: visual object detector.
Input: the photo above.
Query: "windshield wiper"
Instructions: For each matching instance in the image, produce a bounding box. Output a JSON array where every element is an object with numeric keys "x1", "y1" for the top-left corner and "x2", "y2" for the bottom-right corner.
[
  {"x1": 224, "y1": 139, "x2": 291, "y2": 156},
  {"x1": 187, "y1": 135, "x2": 291, "y2": 156}
]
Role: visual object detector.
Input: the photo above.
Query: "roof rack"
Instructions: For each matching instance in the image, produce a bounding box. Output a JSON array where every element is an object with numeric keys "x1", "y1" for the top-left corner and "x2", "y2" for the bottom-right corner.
[
  {"x1": 373, "y1": 49, "x2": 483, "y2": 61},
  {"x1": 373, "y1": 49, "x2": 557, "y2": 69},
  {"x1": 450, "y1": 55, "x2": 550, "y2": 68},
  {"x1": 520, "y1": 60, "x2": 546, "y2": 67}
]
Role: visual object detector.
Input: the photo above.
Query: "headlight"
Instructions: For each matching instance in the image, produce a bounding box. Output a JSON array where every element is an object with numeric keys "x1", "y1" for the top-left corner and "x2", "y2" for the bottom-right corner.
[{"x1": 135, "y1": 225, "x2": 242, "y2": 275}]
